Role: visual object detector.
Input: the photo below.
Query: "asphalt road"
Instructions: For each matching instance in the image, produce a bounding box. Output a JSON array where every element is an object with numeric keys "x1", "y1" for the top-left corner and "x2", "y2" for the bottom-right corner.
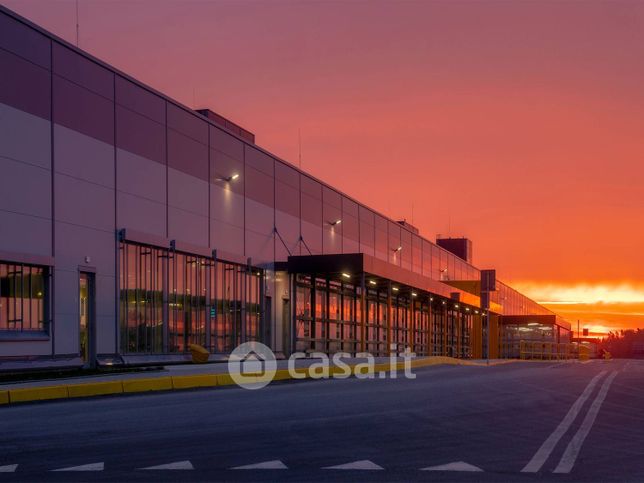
[{"x1": 1, "y1": 359, "x2": 642, "y2": 482}]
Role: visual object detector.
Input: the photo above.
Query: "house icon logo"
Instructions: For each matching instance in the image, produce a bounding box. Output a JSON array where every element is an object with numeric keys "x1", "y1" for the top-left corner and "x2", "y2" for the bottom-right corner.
[{"x1": 228, "y1": 342, "x2": 277, "y2": 390}]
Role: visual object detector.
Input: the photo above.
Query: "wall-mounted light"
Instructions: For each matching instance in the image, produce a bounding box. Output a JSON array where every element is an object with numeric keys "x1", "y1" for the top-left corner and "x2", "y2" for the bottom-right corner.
[
  {"x1": 369, "y1": 280, "x2": 377, "y2": 286},
  {"x1": 411, "y1": 292, "x2": 417, "y2": 297},
  {"x1": 329, "y1": 219, "x2": 342, "y2": 226},
  {"x1": 341, "y1": 272, "x2": 351, "y2": 279},
  {"x1": 393, "y1": 246, "x2": 403, "y2": 253},
  {"x1": 442, "y1": 301, "x2": 446, "y2": 305},
  {"x1": 454, "y1": 304, "x2": 459, "y2": 309},
  {"x1": 430, "y1": 297, "x2": 434, "y2": 301},
  {"x1": 216, "y1": 173, "x2": 240, "y2": 182},
  {"x1": 465, "y1": 307, "x2": 470, "y2": 311},
  {"x1": 392, "y1": 286, "x2": 399, "y2": 292}
]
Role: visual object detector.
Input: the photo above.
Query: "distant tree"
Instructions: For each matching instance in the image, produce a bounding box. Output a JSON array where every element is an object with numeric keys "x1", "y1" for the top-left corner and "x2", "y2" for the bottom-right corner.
[{"x1": 600, "y1": 328, "x2": 644, "y2": 358}]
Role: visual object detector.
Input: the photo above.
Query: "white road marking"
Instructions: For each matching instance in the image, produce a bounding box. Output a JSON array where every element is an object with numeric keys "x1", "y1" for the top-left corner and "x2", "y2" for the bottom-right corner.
[
  {"x1": 0, "y1": 465, "x2": 18, "y2": 473},
  {"x1": 140, "y1": 460, "x2": 194, "y2": 470},
  {"x1": 553, "y1": 371, "x2": 618, "y2": 474},
  {"x1": 52, "y1": 462, "x2": 104, "y2": 472},
  {"x1": 521, "y1": 371, "x2": 606, "y2": 473},
  {"x1": 421, "y1": 461, "x2": 483, "y2": 472},
  {"x1": 323, "y1": 460, "x2": 384, "y2": 470},
  {"x1": 231, "y1": 460, "x2": 288, "y2": 470}
]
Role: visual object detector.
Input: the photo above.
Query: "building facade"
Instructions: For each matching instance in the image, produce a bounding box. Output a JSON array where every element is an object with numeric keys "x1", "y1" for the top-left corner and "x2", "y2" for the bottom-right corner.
[{"x1": 0, "y1": 6, "x2": 570, "y2": 371}]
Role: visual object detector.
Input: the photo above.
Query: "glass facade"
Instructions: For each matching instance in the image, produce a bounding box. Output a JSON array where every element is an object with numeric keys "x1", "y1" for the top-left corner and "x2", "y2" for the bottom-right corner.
[
  {"x1": 0, "y1": 261, "x2": 47, "y2": 332},
  {"x1": 294, "y1": 273, "x2": 475, "y2": 358},
  {"x1": 119, "y1": 241, "x2": 263, "y2": 354}
]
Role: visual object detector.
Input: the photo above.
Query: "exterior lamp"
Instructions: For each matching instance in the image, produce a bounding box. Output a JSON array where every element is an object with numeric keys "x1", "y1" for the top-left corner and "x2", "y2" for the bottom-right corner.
[
  {"x1": 411, "y1": 292, "x2": 417, "y2": 297},
  {"x1": 392, "y1": 286, "x2": 399, "y2": 292},
  {"x1": 393, "y1": 246, "x2": 403, "y2": 253},
  {"x1": 216, "y1": 173, "x2": 240, "y2": 182},
  {"x1": 454, "y1": 304, "x2": 459, "y2": 309},
  {"x1": 341, "y1": 272, "x2": 351, "y2": 279},
  {"x1": 329, "y1": 219, "x2": 342, "y2": 226},
  {"x1": 430, "y1": 297, "x2": 434, "y2": 301},
  {"x1": 369, "y1": 280, "x2": 377, "y2": 286}
]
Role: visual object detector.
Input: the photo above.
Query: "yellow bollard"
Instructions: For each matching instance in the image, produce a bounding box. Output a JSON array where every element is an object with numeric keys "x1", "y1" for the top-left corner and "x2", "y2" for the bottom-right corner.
[{"x1": 189, "y1": 344, "x2": 210, "y2": 364}]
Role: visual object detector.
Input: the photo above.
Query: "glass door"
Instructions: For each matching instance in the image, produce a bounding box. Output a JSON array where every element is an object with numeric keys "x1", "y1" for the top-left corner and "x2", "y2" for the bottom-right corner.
[{"x1": 79, "y1": 272, "x2": 96, "y2": 367}]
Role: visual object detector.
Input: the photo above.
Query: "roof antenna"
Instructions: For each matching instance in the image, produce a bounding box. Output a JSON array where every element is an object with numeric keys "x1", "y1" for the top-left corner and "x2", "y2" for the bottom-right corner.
[
  {"x1": 298, "y1": 128, "x2": 302, "y2": 169},
  {"x1": 75, "y1": 0, "x2": 80, "y2": 47}
]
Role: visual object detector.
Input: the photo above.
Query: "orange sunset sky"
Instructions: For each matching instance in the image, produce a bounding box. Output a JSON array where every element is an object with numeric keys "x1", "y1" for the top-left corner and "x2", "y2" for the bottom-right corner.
[{"x1": 5, "y1": 0, "x2": 644, "y2": 336}]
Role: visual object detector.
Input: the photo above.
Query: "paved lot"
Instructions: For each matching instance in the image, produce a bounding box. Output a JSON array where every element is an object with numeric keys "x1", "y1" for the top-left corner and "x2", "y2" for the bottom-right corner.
[{"x1": 0, "y1": 359, "x2": 641, "y2": 482}]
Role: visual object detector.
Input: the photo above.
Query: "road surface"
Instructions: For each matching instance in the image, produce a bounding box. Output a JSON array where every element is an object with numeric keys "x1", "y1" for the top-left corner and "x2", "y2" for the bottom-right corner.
[{"x1": 1, "y1": 359, "x2": 643, "y2": 482}]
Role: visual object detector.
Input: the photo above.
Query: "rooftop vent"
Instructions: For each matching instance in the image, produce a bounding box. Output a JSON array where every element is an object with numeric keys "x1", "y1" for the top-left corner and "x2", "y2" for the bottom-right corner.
[{"x1": 195, "y1": 108, "x2": 255, "y2": 144}]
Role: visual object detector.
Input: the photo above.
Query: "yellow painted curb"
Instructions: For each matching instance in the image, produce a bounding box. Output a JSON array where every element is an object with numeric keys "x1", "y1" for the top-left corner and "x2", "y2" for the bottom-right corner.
[
  {"x1": 9, "y1": 385, "x2": 68, "y2": 403},
  {"x1": 122, "y1": 377, "x2": 173, "y2": 393},
  {"x1": 271, "y1": 369, "x2": 293, "y2": 381},
  {"x1": 215, "y1": 373, "x2": 237, "y2": 386},
  {"x1": 0, "y1": 356, "x2": 538, "y2": 405},
  {"x1": 171, "y1": 374, "x2": 217, "y2": 390},
  {"x1": 67, "y1": 381, "x2": 124, "y2": 398}
]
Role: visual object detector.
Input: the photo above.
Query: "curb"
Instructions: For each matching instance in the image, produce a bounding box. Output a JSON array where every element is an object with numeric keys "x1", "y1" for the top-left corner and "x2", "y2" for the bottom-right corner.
[{"x1": 0, "y1": 357, "x2": 533, "y2": 406}]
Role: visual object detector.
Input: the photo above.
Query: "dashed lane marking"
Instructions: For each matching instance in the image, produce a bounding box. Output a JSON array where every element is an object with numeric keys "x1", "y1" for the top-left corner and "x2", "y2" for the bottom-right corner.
[
  {"x1": 323, "y1": 460, "x2": 384, "y2": 470},
  {"x1": 51, "y1": 462, "x2": 104, "y2": 472},
  {"x1": 521, "y1": 371, "x2": 606, "y2": 473},
  {"x1": 421, "y1": 461, "x2": 483, "y2": 472},
  {"x1": 140, "y1": 460, "x2": 194, "y2": 470},
  {"x1": 0, "y1": 465, "x2": 18, "y2": 473},
  {"x1": 553, "y1": 371, "x2": 618, "y2": 474},
  {"x1": 231, "y1": 460, "x2": 288, "y2": 470}
]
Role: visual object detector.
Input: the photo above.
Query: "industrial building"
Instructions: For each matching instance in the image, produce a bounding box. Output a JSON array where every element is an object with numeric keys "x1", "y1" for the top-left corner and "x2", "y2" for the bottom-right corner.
[{"x1": 0, "y1": 6, "x2": 570, "y2": 371}]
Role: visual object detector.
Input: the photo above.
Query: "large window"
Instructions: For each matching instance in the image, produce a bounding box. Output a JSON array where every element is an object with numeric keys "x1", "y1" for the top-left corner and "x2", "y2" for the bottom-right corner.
[
  {"x1": 365, "y1": 289, "x2": 387, "y2": 356},
  {"x1": 119, "y1": 243, "x2": 165, "y2": 353},
  {"x1": 119, "y1": 241, "x2": 263, "y2": 354},
  {"x1": 0, "y1": 261, "x2": 47, "y2": 332},
  {"x1": 168, "y1": 253, "x2": 210, "y2": 352},
  {"x1": 294, "y1": 274, "x2": 361, "y2": 355}
]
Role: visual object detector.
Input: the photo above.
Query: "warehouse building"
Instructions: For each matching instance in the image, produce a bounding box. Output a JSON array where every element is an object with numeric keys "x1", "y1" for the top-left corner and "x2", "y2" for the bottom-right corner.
[{"x1": 0, "y1": 6, "x2": 571, "y2": 371}]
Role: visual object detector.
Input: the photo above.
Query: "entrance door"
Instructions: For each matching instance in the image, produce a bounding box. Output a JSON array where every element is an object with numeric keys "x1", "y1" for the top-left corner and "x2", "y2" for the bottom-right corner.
[{"x1": 79, "y1": 272, "x2": 96, "y2": 368}]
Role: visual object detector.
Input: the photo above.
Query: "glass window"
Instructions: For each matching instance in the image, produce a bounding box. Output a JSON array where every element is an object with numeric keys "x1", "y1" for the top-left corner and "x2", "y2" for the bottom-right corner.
[
  {"x1": 119, "y1": 241, "x2": 263, "y2": 354},
  {"x1": 119, "y1": 243, "x2": 164, "y2": 353},
  {"x1": 0, "y1": 261, "x2": 47, "y2": 332}
]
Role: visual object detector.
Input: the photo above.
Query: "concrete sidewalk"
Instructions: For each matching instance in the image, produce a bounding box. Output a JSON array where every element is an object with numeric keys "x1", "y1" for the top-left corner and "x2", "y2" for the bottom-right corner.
[{"x1": 0, "y1": 356, "x2": 526, "y2": 405}]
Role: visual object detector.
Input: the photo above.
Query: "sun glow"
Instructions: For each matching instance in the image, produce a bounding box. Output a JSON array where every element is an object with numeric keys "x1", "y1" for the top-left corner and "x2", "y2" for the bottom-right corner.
[
  {"x1": 512, "y1": 282, "x2": 644, "y2": 305},
  {"x1": 512, "y1": 281, "x2": 644, "y2": 336}
]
